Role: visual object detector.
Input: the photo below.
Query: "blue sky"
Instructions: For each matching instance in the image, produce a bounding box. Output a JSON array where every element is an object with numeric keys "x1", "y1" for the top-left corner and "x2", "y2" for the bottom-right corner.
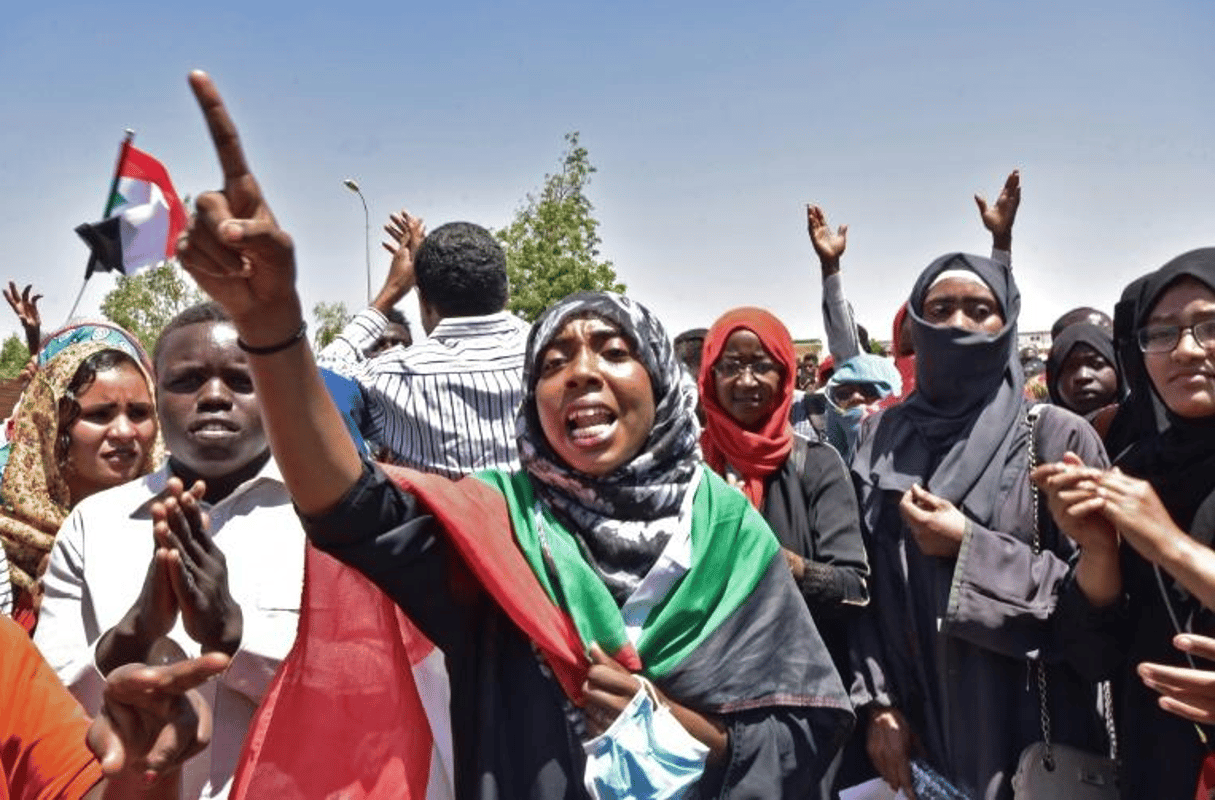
[{"x1": 3, "y1": 1, "x2": 1213, "y2": 344}]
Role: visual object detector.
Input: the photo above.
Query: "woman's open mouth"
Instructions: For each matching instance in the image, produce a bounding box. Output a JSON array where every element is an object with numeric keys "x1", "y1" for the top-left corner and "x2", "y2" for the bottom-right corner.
[{"x1": 566, "y1": 406, "x2": 618, "y2": 446}]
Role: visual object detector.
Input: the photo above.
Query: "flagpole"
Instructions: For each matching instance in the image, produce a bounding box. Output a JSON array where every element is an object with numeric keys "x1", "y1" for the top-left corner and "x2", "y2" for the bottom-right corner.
[{"x1": 67, "y1": 130, "x2": 135, "y2": 323}]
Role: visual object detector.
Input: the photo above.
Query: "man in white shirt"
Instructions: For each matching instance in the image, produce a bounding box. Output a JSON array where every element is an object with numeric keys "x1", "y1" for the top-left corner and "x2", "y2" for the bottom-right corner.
[
  {"x1": 318, "y1": 212, "x2": 529, "y2": 478},
  {"x1": 35, "y1": 302, "x2": 304, "y2": 800}
]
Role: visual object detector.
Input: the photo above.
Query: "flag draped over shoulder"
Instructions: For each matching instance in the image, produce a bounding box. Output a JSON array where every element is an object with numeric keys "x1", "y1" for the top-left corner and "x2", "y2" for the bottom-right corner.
[
  {"x1": 232, "y1": 464, "x2": 853, "y2": 798},
  {"x1": 75, "y1": 139, "x2": 188, "y2": 277}
]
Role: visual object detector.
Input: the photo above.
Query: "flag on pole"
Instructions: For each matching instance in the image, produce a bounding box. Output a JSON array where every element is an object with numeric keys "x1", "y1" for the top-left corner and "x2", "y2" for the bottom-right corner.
[{"x1": 75, "y1": 137, "x2": 188, "y2": 277}]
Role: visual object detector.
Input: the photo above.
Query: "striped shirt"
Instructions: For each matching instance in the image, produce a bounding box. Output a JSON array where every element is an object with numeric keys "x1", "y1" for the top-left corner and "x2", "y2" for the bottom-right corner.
[
  {"x1": 0, "y1": 545, "x2": 10, "y2": 617},
  {"x1": 319, "y1": 307, "x2": 529, "y2": 478}
]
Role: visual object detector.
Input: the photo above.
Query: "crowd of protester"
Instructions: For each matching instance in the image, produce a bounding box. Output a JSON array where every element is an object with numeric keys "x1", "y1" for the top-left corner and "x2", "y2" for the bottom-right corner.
[{"x1": 4, "y1": 70, "x2": 1215, "y2": 800}]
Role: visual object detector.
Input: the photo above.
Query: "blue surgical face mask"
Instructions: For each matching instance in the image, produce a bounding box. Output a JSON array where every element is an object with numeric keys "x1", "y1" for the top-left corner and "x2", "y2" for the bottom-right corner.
[
  {"x1": 825, "y1": 399, "x2": 869, "y2": 462},
  {"x1": 582, "y1": 678, "x2": 709, "y2": 800}
]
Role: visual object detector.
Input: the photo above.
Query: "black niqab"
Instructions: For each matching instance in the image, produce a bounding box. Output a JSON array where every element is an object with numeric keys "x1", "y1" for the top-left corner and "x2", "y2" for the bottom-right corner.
[{"x1": 853, "y1": 252, "x2": 1024, "y2": 526}]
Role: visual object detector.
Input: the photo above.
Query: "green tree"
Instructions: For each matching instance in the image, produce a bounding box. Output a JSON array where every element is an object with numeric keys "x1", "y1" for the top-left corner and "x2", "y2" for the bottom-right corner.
[
  {"x1": 312, "y1": 301, "x2": 352, "y2": 349},
  {"x1": 0, "y1": 334, "x2": 29, "y2": 380},
  {"x1": 100, "y1": 262, "x2": 205, "y2": 354},
  {"x1": 497, "y1": 132, "x2": 624, "y2": 322}
]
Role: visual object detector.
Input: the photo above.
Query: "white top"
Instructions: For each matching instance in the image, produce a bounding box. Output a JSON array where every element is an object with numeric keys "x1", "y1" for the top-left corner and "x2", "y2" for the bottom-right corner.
[
  {"x1": 0, "y1": 544, "x2": 11, "y2": 617},
  {"x1": 318, "y1": 307, "x2": 529, "y2": 478},
  {"x1": 34, "y1": 459, "x2": 304, "y2": 800}
]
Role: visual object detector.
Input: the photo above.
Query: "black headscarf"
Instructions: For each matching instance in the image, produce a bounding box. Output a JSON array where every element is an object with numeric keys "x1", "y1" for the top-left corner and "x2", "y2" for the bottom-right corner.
[
  {"x1": 853, "y1": 252, "x2": 1024, "y2": 526},
  {"x1": 516, "y1": 291, "x2": 701, "y2": 603},
  {"x1": 1110, "y1": 248, "x2": 1215, "y2": 537},
  {"x1": 1045, "y1": 322, "x2": 1120, "y2": 415}
]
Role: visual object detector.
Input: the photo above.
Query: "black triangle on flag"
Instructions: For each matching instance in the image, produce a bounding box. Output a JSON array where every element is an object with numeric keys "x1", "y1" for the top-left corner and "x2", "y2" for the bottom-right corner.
[{"x1": 75, "y1": 217, "x2": 126, "y2": 278}]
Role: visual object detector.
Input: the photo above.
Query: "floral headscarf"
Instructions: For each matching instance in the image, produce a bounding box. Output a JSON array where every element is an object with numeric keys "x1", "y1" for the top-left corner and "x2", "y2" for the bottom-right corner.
[
  {"x1": 0, "y1": 324, "x2": 159, "y2": 603},
  {"x1": 516, "y1": 291, "x2": 701, "y2": 604}
]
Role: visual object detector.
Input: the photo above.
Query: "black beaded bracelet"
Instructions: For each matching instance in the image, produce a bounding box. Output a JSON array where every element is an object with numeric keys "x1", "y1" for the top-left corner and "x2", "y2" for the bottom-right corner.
[{"x1": 237, "y1": 321, "x2": 308, "y2": 355}]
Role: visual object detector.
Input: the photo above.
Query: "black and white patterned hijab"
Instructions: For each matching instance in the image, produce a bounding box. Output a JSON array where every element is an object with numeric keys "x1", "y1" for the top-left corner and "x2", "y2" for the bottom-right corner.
[{"x1": 517, "y1": 291, "x2": 702, "y2": 604}]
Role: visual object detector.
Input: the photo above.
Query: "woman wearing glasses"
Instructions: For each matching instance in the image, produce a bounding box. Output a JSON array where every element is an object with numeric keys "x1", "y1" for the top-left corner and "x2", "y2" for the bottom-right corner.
[
  {"x1": 697, "y1": 307, "x2": 870, "y2": 798},
  {"x1": 1036, "y1": 248, "x2": 1215, "y2": 798}
]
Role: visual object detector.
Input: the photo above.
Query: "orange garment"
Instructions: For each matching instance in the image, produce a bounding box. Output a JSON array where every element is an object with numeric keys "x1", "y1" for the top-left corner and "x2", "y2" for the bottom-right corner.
[{"x1": 0, "y1": 616, "x2": 102, "y2": 800}]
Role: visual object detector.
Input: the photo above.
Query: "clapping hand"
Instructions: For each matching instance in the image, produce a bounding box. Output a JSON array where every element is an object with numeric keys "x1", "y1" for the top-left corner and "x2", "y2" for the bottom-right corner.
[
  {"x1": 153, "y1": 478, "x2": 243, "y2": 656},
  {"x1": 374, "y1": 209, "x2": 426, "y2": 312}
]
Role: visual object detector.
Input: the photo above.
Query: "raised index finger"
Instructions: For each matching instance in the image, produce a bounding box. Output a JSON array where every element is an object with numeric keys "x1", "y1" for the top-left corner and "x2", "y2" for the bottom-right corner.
[{"x1": 188, "y1": 70, "x2": 250, "y2": 184}]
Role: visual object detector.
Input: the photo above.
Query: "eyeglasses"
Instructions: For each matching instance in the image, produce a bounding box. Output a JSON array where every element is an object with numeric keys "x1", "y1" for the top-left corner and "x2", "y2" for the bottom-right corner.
[
  {"x1": 713, "y1": 360, "x2": 781, "y2": 380},
  {"x1": 1136, "y1": 319, "x2": 1215, "y2": 353}
]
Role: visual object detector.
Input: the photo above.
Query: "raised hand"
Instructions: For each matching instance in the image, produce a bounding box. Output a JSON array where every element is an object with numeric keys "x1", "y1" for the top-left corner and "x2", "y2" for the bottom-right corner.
[
  {"x1": 806, "y1": 204, "x2": 847, "y2": 275},
  {"x1": 899, "y1": 484, "x2": 967, "y2": 558},
  {"x1": 373, "y1": 209, "x2": 426, "y2": 313},
  {"x1": 4, "y1": 281, "x2": 42, "y2": 354},
  {"x1": 176, "y1": 71, "x2": 300, "y2": 345},
  {"x1": 974, "y1": 169, "x2": 1020, "y2": 251},
  {"x1": 86, "y1": 652, "x2": 228, "y2": 790},
  {"x1": 155, "y1": 477, "x2": 243, "y2": 656}
]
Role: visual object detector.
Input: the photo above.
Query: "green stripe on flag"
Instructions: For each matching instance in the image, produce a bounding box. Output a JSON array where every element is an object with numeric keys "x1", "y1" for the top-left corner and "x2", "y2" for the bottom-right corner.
[
  {"x1": 476, "y1": 467, "x2": 778, "y2": 679},
  {"x1": 104, "y1": 188, "x2": 126, "y2": 217}
]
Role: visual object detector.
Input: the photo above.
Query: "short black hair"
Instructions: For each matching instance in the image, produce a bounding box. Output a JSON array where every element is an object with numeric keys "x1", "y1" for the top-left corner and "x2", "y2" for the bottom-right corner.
[
  {"x1": 414, "y1": 222, "x2": 509, "y2": 317},
  {"x1": 385, "y1": 307, "x2": 407, "y2": 326},
  {"x1": 153, "y1": 301, "x2": 232, "y2": 372}
]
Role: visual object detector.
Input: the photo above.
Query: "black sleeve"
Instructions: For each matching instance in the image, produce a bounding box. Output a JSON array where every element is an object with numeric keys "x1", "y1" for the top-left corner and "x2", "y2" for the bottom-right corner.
[
  {"x1": 798, "y1": 446, "x2": 870, "y2": 617},
  {"x1": 299, "y1": 460, "x2": 479, "y2": 654}
]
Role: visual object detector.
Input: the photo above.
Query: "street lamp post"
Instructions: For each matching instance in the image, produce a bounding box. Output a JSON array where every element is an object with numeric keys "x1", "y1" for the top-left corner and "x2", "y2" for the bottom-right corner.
[{"x1": 343, "y1": 178, "x2": 371, "y2": 303}]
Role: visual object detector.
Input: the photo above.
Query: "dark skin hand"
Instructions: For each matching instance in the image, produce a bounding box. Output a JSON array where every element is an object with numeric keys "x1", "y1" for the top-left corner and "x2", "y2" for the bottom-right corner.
[
  {"x1": 84, "y1": 652, "x2": 228, "y2": 799},
  {"x1": 372, "y1": 209, "x2": 426, "y2": 316},
  {"x1": 95, "y1": 479, "x2": 242, "y2": 675},
  {"x1": 806, "y1": 204, "x2": 847, "y2": 277},
  {"x1": 899, "y1": 484, "x2": 967, "y2": 559},
  {"x1": 156, "y1": 479, "x2": 243, "y2": 655},
  {"x1": 974, "y1": 169, "x2": 1020, "y2": 252},
  {"x1": 1140, "y1": 634, "x2": 1215, "y2": 725},
  {"x1": 4, "y1": 281, "x2": 41, "y2": 355},
  {"x1": 582, "y1": 643, "x2": 729, "y2": 765},
  {"x1": 867, "y1": 706, "x2": 918, "y2": 799}
]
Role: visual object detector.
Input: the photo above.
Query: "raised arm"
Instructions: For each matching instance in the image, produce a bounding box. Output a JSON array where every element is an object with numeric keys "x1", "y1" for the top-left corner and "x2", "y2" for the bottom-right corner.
[
  {"x1": 974, "y1": 169, "x2": 1020, "y2": 255},
  {"x1": 175, "y1": 71, "x2": 361, "y2": 516},
  {"x1": 316, "y1": 209, "x2": 425, "y2": 373},
  {"x1": 4, "y1": 281, "x2": 42, "y2": 355},
  {"x1": 806, "y1": 204, "x2": 861, "y2": 363}
]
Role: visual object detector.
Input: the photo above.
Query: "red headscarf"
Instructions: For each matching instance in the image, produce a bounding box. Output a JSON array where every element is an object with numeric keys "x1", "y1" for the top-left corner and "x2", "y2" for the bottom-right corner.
[
  {"x1": 697, "y1": 308, "x2": 796, "y2": 508},
  {"x1": 884, "y1": 302, "x2": 917, "y2": 408}
]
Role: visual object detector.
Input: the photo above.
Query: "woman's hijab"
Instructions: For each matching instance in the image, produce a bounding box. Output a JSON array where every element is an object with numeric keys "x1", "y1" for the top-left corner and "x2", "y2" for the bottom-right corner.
[
  {"x1": 1111, "y1": 248, "x2": 1215, "y2": 536},
  {"x1": 887, "y1": 302, "x2": 917, "y2": 405},
  {"x1": 1045, "y1": 322, "x2": 1120, "y2": 415},
  {"x1": 517, "y1": 292, "x2": 701, "y2": 604},
  {"x1": 0, "y1": 323, "x2": 159, "y2": 611},
  {"x1": 853, "y1": 252, "x2": 1024, "y2": 526},
  {"x1": 696, "y1": 307, "x2": 795, "y2": 509}
]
